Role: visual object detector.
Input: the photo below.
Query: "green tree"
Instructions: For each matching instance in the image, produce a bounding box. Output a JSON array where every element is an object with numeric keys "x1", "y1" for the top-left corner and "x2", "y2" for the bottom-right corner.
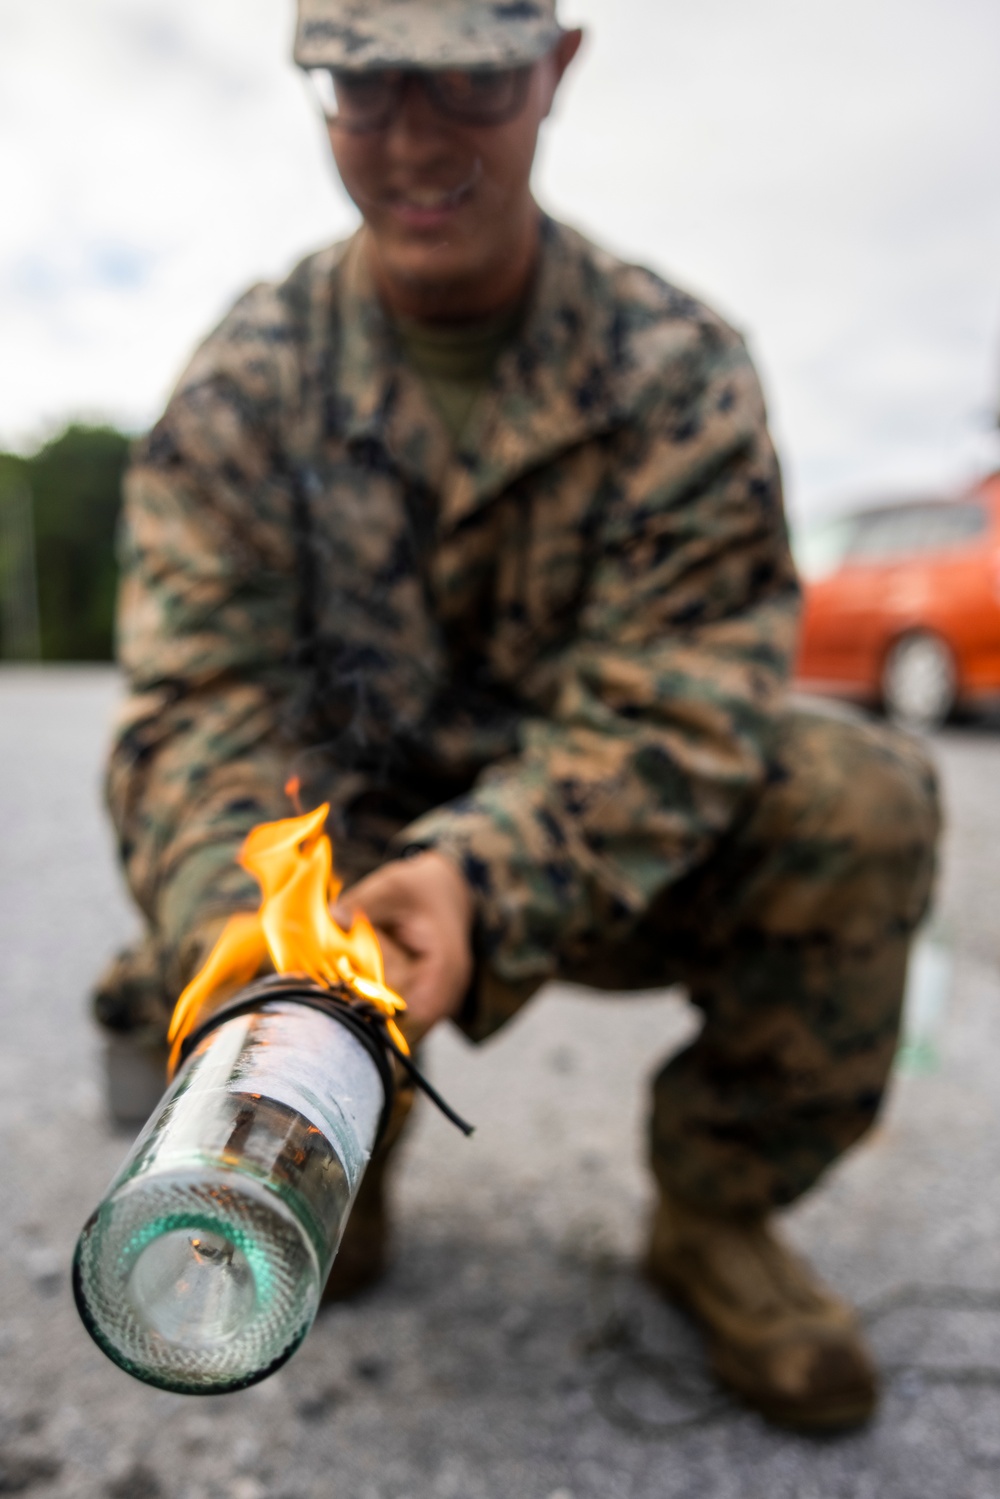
[{"x1": 0, "y1": 424, "x2": 130, "y2": 661}]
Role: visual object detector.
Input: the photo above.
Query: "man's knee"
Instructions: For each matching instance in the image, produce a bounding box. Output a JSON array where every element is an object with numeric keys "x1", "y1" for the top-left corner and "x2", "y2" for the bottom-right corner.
[{"x1": 740, "y1": 708, "x2": 942, "y2": 943}]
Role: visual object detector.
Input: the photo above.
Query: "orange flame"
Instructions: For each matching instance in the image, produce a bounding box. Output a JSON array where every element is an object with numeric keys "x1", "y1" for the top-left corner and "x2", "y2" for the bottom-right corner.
[
  {"x1": 166, "y1": 803, "x2": 407, "y2": 1075},
  {"x1": 285, "y1": 774, "x2": 303, "y2": 812}
]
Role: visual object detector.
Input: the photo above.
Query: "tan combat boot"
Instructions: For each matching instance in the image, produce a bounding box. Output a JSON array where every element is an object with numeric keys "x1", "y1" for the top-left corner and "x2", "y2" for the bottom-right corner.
[
  {"x1": 321, "y1": 1085, "x2": 414, "y2": 1303},
  {"x1": 645, "y1": 1192, "x2": 877, "y2": 1430}
]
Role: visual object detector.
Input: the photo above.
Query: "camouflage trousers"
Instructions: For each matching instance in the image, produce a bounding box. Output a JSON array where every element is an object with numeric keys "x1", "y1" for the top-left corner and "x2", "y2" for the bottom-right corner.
[
  {"x1": 555, "y1": 706, "x2": 940, "y2": 1216},
  {"x1": 95, "y1": 707, "x2": 940, "y2": 1218}
]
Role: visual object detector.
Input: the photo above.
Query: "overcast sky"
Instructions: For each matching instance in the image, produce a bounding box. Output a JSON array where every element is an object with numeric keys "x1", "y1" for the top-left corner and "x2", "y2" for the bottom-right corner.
[{"x1": 1, "y1": 0, "x2": 998, "y2": 520}]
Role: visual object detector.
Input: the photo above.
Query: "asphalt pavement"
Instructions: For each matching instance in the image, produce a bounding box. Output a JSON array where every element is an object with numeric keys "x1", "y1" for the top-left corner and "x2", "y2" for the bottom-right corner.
[{"x1": 1, "y1": 667, "x2": 998, "y2": 1499}]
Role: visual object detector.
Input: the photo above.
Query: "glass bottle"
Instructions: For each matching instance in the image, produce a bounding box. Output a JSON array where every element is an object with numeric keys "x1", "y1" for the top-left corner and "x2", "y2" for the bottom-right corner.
[{"x1": 74, "y1": 993, "x2": 385, "y2": 1395}]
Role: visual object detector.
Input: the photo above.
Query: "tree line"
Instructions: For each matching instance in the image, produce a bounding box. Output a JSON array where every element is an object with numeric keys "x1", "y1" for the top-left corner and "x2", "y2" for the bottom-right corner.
[{"x1": 0, "y1": 424, "x2": 130, "y2": 661}]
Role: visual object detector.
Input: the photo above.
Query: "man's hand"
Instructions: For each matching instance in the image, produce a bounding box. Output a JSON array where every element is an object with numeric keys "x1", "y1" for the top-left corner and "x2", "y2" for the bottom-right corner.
[{"x1": 334, "y1": 851, "x2": 474, "y2": 1046}]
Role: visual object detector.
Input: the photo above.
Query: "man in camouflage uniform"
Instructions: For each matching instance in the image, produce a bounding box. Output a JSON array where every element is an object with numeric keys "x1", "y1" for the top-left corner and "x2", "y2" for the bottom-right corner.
[{"x1": 97, "y1": 0, "x2": 940, "y2": 1431}]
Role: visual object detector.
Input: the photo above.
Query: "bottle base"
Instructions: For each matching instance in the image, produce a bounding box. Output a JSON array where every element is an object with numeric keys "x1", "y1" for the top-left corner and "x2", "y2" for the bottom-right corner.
[{"x1": 74, "y1": 1168, "x2": 321, "y2": 1396}]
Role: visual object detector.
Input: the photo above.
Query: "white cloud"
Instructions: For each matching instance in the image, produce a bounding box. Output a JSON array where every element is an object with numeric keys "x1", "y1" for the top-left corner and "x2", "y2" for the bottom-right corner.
[
  {"x1": 1, "y1": 0, "x2": 998, "y2": 515},
  {"x1": 0, "y1": 0, "x2": 357, "y2": 443}
]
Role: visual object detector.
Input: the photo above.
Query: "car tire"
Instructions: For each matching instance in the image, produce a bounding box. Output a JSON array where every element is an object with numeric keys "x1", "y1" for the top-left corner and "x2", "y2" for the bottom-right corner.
[{"x1": 880, "y1": 631, "x2": 957, "y2": 730}]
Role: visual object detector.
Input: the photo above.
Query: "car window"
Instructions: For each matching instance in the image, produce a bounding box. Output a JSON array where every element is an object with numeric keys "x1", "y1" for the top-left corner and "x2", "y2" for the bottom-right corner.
[
  {"x1": 794, "y1": 500, "x2": 989, "y2": 579},
  {"x1": 918, "y1": 502, "x2": 988, "y2": 551},
  {"x1": 847, "y1": 509, "x2": 924, "y2": 562},
  {"x1": 793, "y1": 515, "x2": 859, "y2": 581},
  {"x1": 846, "y1": 502, "x2": 987, "y2": 564}
]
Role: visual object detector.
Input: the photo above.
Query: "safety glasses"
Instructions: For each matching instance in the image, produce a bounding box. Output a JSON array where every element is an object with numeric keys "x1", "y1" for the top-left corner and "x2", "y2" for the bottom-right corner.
[{"x1": 304, "y1": 65, "x2": 533, "y2": 133}]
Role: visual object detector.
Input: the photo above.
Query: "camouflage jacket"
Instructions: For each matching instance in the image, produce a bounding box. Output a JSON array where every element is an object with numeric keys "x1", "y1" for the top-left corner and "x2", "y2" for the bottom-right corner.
[{"x1": 109, "y1": 218, "x2": 800, "y2": 1037}]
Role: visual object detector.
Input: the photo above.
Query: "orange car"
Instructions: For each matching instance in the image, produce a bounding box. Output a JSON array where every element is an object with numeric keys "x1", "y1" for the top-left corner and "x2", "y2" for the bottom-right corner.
[{"x1": 793, "y1": 472, "x2": 1000, "y2": 726}]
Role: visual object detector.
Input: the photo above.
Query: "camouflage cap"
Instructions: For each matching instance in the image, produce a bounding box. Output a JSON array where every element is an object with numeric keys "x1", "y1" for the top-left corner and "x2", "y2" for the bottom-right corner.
[{"x1": 294, "y1": 0, "x2": 561, "y2": 72}]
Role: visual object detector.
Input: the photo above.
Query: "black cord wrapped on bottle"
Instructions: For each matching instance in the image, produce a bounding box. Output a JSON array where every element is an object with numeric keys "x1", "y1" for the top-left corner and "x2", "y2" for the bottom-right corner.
[{"x1": 74, "y1": 976, "x2": 394, "y2": 1395}]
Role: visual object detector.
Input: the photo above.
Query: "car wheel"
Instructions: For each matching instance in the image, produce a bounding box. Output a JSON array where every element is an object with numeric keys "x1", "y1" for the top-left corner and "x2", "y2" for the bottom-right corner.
[{"x1": 880, "y1": 631, "x2": 957, "y2": 729}]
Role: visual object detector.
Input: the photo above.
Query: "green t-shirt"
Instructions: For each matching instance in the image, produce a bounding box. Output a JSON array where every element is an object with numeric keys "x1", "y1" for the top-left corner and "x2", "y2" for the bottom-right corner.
[{"x1": 392, "y1": 303, "x2": 523, "y2": 444}]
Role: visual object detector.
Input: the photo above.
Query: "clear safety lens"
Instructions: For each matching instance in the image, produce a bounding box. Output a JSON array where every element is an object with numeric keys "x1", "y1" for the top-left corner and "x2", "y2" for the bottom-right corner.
[{"x1": 304, "y1": 66, "x2": 531, "y2": 131}]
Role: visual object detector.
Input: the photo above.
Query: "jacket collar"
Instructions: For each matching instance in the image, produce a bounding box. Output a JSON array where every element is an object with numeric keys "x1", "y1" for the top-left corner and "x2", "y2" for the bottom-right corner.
[{"x1": 332, "y1": 218, "x2": 627, "y2": 528}]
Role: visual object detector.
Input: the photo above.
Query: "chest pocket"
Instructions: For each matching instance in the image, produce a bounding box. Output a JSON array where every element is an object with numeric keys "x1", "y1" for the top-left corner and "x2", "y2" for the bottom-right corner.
[{"x1": 437, "y1": 444, "x2": 609, "y2": 694}]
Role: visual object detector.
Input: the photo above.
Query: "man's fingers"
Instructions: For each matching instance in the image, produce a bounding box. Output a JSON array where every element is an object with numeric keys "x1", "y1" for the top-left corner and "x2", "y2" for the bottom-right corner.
[
  {"x1": 327, "y1": 852, "x2": 473, "y2": 1040},
  {"x1": 335, "y1": 873, "x2": 416, "y2": 945},
  {"x1": 330, "y1": 900, "x2": 352, "y2": 930}
]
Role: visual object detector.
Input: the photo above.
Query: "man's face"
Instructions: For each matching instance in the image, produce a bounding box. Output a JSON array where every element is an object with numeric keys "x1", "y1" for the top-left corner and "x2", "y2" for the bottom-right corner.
[{"x1": 327, "y1": 31, "x2": 582, "y2": 316}]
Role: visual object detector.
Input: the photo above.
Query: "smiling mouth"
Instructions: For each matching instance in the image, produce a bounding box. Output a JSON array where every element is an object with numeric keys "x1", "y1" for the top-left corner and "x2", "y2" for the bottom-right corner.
[{"x1": 386, "y1": 167, "x2": 481, "y2": 222}]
